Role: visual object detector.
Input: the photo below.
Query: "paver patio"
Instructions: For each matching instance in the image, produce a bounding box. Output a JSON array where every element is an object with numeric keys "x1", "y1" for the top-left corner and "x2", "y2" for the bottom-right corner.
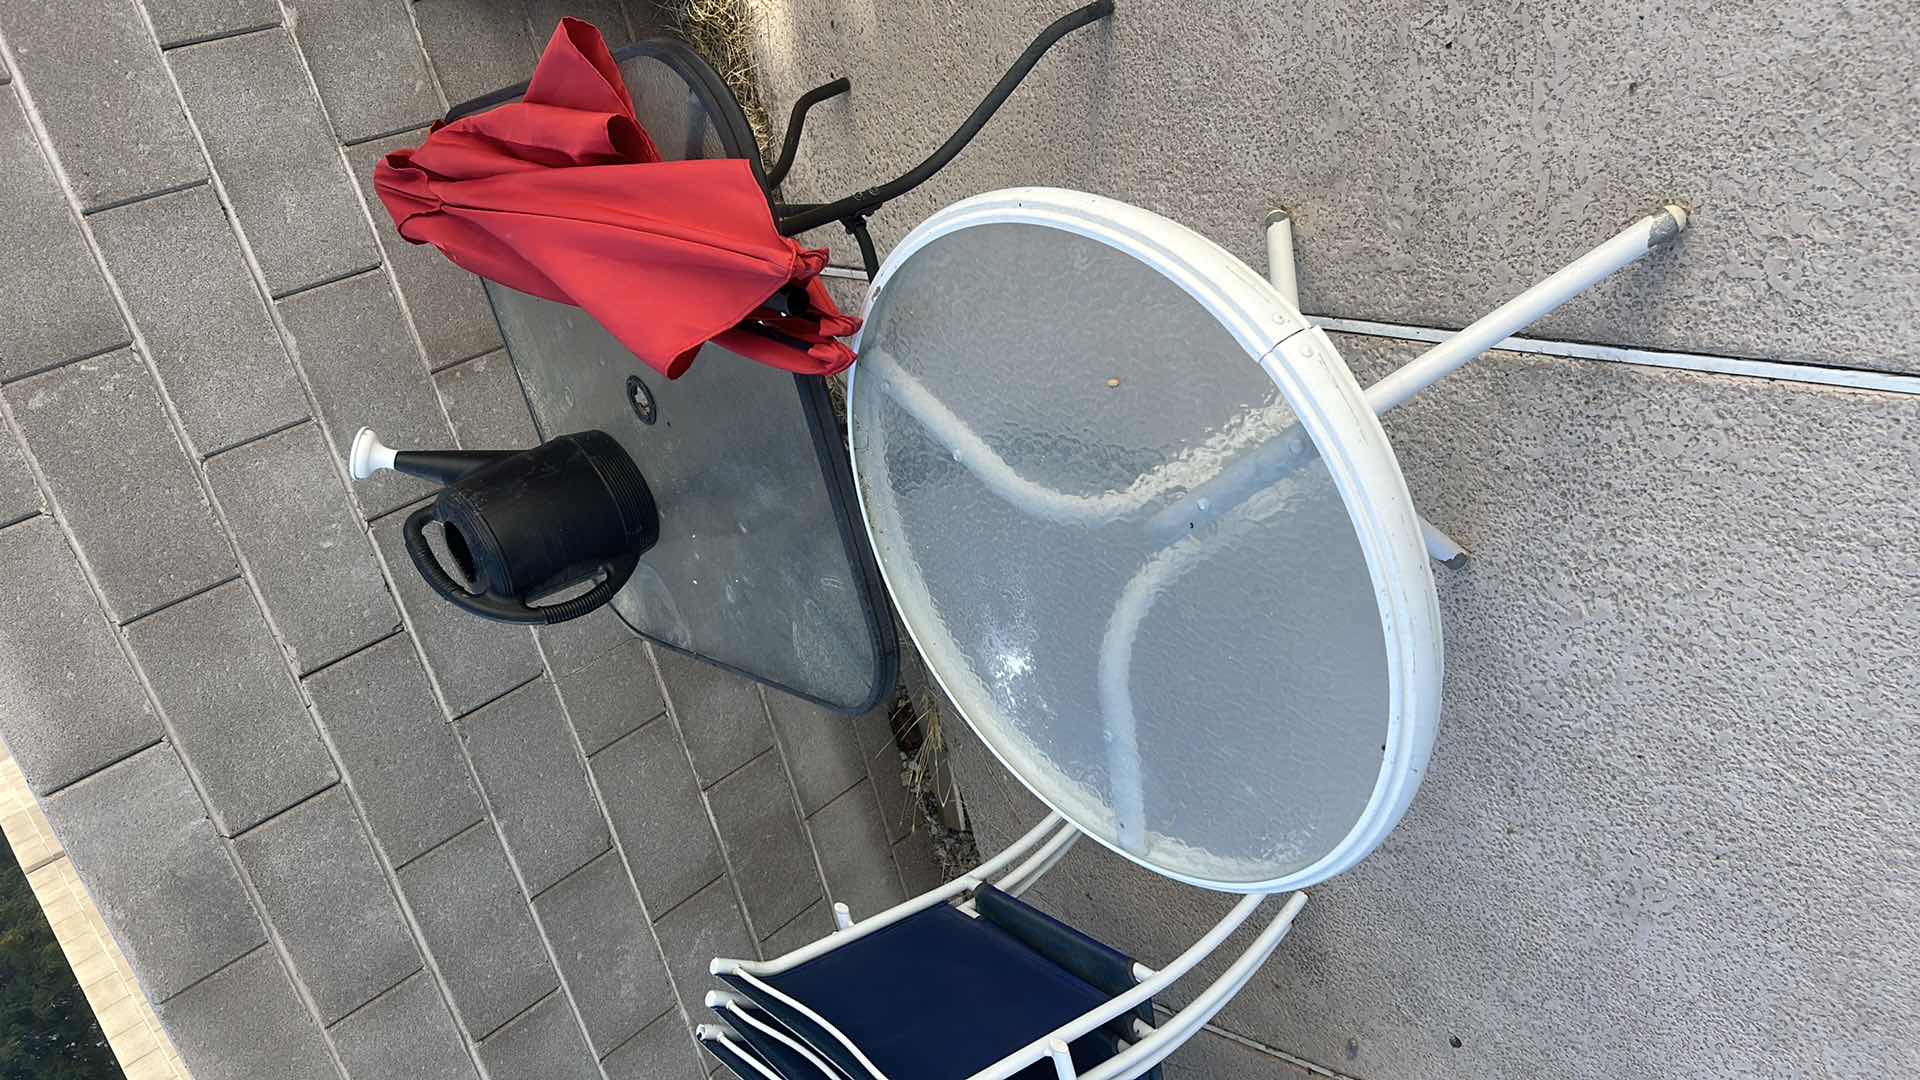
[{"x1": 0, "y1": 3, "x2": 936, "y2": 1078}]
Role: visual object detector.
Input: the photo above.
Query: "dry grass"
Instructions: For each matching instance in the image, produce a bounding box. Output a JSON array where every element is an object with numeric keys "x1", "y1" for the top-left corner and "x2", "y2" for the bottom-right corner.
[
  {"x1": 886, "y1": 686, "x2": 981, "y2": 877},
  {"x1": 650, "y1": 0, "x2": 773, "y2": 155},
  {"x1": 891, "y1": 687, "x2": 946, "y2": 810}
]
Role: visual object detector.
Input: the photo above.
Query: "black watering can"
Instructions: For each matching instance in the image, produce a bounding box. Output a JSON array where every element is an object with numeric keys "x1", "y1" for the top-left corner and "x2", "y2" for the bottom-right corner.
[{"x1": 350, "y1": 427, "x2": 659, "y2": 624}]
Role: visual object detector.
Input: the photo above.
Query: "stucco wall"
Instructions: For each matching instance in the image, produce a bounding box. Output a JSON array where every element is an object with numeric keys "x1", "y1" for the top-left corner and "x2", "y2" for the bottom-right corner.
[{"x1": 755, "y1": 3, "x2": 1920, "y2": 1076}]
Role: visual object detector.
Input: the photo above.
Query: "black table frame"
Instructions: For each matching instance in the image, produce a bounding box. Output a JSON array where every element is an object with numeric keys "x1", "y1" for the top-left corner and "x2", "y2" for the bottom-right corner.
[{"x1": 454, "y1": 37, "x2": 902, "y2": 712}]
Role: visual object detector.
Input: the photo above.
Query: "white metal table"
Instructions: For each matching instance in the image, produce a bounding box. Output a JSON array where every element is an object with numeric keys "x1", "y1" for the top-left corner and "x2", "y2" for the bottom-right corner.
[
  {"x1": 704, "y1": 188, "x2": 1686, "y2": 1079},
  {"x1": 847, "y1": 187, "x2": 1685, "y2": 892}
]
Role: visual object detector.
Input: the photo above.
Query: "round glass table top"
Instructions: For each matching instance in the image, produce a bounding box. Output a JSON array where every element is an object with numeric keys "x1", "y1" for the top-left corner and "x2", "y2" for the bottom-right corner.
[{"x1": 849, "y1": 189, "x2": 1442, "y2": 891}]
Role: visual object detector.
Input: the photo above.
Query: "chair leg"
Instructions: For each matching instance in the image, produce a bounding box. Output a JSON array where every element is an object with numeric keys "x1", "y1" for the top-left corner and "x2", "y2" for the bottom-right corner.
[
  {"x1": 775, "y1": 0, "x2": 1114, "y2": 237},
  {"x1": 1262, "y1": 208, "x2": 1470, "y2": 567},
  {"x1": 1049, "y1": 1040, "x2": 1080, "y2": 1079},
  {"x1": 1263, "y1": 209, "x2": 1299, "y2": 311},
  {"x1": 765, "y1": 77, "x2": 852, "y2": 189},
  {"x1": 843, "y1": 216, "x2": 881, "y2": 278}
]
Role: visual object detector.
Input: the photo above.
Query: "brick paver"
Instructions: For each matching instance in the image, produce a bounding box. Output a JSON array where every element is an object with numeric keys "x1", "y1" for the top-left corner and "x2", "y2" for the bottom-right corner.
[
  {"x1": 430, "y1": 349, "x2": 536, "y2": 448},
  {"x1": 167, "y1": 28, "x2": 378, "y2": 296},
  {"x1": 809, "y1": 780, "x2": 908, "y2": 924},
  {"x1": 398, "y1": 822, "x2": 557, "y2": 1040},
  {"x1": 540, "y1": 602, "x2": 637, "y2": 675},
  {"x1": 90, "y1": 186, "x2": 308, "y2": 456},
  {"x1": 532, "y1": 850, "x2": 674, "y2": 1057},
  {"x1": 474, "y1": 992, "x2": 600, "y2": 1080},
  {"x1": 275, "y1": 270, "x2": 450, "y2": 517},
  {"x1": 154, "y1": 948, "x2": 336, "y2": 1080},
  {"x1": 706, "y1": 750, "x2": 821, "y2": 939},
  {"x1": 761, "y1": 899, "x2": 832, "y2": 961},
  {"x1": 766, "y1": 688, "x2": 869, "y2": 815},
  {"x1": 141, "y1": 0, "x2": 275, "y2": 49},
  {"x1": 0, "y1": 518, "x2": 162, "y2": 794},
  {"x1": 327, "y1": 972, "x2": 477, "y2": 1080},
  {"x1": 0, "y1": 0, "x2": 204, "y2": 211},
  {"x1": 0, "y1": 7, "x2": 924, "y2": 1078},
  {"x1": 0, "y1": 428, "x2": 41, "y2": 525},
  {"x1": 204, "y1": 423, "x2": 399, "y2": 672},
  {"x1": 456, "y1": 678, "x2": 610, "y2": 896},
  {"x1": 286, "y1": 0, "x2": 439, "y2": 144},
  {"x1": 368, "y1": 506, "x2": 547, "y2": 716},
  {"x1": 123, "y1": 579, "x2": 336, "y2": 836},
  {"x1": 231, "y1": 787, "x2": 420, "y2": 1024},
  {"x1": 410, "y1": 0, "x2": 537, "y2": 107},
  {"x1": 0, "y1": 87, "x2": 127, "y2": 380},
  {"x1": 651, "y1": 876, "x2": 755, "y2": 1030},
  {"x1": 6, "y1": 349, "x2": 233, "y2": 621},
  {"x1": 303, "y1": 634, "x2": 484, "y2": 867},
  {"x1": 602, "y1": 1009, "x2": 707, "y2": 1080},
  {"x1": 654, "y1": 647, "x2": 776, "y2": 784},
  {"x1": 591, "y1": 719, "x2": 726, "y2": 916},
  {"x1": 42, "y1": 745, "x2": 264, "y2": 1003},
  {"x1": 555, "y1": 638, "x2": 665, "y2": 755}
]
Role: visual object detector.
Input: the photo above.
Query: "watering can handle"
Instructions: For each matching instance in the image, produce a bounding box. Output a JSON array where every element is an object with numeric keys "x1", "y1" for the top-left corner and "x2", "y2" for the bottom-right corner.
[{"x1": 402, "y1": 506, "x2": 638, "y2": 625}]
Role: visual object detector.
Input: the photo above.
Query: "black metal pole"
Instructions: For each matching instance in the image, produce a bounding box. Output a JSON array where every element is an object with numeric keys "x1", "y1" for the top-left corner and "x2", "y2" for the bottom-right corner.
[
  {"x1": 765, "y1": 77, "x2": 853, "y2": 189},
  {"x1": 774, "y1": 0, "x2": 1114, "y2": 237}
]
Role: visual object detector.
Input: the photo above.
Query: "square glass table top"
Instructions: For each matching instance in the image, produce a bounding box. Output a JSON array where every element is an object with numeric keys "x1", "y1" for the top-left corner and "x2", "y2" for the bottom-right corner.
[
  {"x1": 479, "y1": 40, "x2": 895, "y2": 712},
  {"x1": 490, "y1": 287, "x2": 896, "y2": 713}
]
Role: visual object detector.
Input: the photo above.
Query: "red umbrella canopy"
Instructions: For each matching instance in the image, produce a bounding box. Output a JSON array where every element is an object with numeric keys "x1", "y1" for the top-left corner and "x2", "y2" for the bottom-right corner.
[{"x1": 374, "y1": 18, "x2": 858, "y2": 379}]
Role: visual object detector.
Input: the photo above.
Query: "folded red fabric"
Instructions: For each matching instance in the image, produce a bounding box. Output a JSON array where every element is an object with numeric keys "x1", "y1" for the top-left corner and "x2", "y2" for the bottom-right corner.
[{"x1": 374, "y1": 18, "x2": 857, "y2": 378}]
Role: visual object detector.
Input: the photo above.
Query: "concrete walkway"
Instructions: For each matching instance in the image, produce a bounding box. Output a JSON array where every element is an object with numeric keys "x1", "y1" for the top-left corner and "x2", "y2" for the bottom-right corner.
[
  {"x1": 755, "y1": 3, "x2": 1920, "y2": 1079},
  {"x1": 0, "y1": 3, "x2": 936, "y2": 1079}
]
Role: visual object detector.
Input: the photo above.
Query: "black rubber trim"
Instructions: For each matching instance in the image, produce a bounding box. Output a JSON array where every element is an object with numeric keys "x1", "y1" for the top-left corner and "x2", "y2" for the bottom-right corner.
[{"x1": 790, "y1": 371, "x2": 901, "y2": 715}]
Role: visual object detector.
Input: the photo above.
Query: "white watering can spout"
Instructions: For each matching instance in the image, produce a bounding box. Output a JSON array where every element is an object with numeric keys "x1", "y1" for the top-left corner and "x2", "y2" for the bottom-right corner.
[{"x1": 348, "y1": 427, "x2": 398, "y2": 480}]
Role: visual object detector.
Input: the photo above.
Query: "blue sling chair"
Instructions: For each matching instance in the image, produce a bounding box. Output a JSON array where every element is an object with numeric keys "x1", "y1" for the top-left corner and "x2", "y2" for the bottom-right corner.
[{"x1": 699, "y1": 813, "x2": 1308, "y2": 1080}]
